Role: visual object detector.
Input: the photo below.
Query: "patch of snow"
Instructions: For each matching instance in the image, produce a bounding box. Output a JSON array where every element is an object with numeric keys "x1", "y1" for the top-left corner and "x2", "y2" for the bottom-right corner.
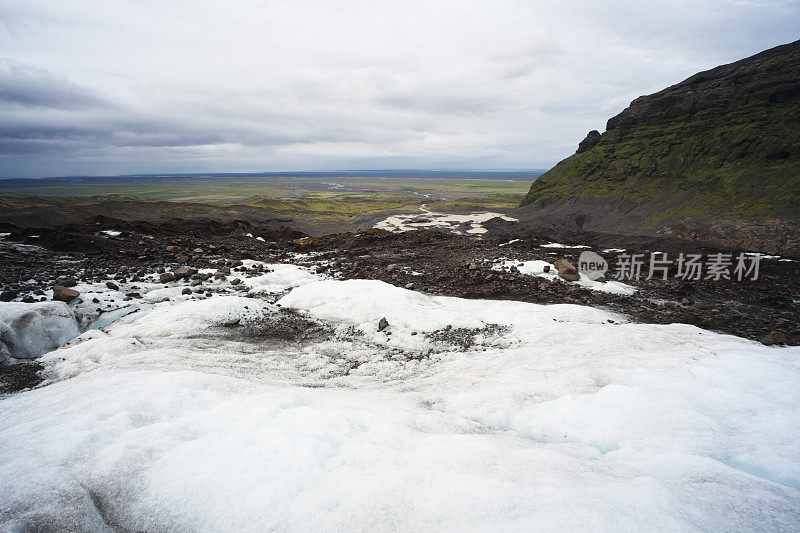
[
  {"x1": 493, "y1": 259, "x2": 637, "y2": 295},
  {"x1": 540, "y1": 242, "x2": 590, "y2": 249},
  {"x1": 375, "y1": 206, "x2": 517, "y2": 235},
  {"x1": 499, "y1": 238, "x2": 521, "y2": 247},
  {"x1": 101, "y1": 230, "x2": 121, "y2": 237},
  {"x1": 243, "y1": 264, "x2": 321, "y2": 295}
]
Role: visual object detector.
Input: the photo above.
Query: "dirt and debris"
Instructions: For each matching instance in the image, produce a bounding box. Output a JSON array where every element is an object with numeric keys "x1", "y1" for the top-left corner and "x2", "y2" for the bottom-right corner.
[{"x1": 0, "y1": 216, "x2": 797, "y2": 357}]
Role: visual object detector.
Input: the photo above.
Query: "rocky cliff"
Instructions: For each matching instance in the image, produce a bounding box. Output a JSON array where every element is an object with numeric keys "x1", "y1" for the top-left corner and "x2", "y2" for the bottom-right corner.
[{"x1": 520, "y1": 39, "x2": 800, "y2": 254}]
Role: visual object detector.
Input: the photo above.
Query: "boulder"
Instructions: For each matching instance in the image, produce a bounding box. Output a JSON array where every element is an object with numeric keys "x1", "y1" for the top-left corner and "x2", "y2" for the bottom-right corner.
[
  {"x1": 52, "y1": 285, "x2": 80, "y2": 302},
  {"x1": 769, "y1": 330, "x2": 787, "y2": 344},
  {"x1": 0, "y1": 301, "x2": 80, "y2": 359},
  {"x1": 105, "y1": 281, "x2": 120, "y2": 290},
  {"x1": 378, "y1": 317, "x2": 389, "y2": 331},
  {"x1": 1, "y1": 290, "x2": 17, "y2": 302},
  {"x1": 553, "y1": 259, "x2": 580, "y2": 282},
  {"x1": 172, "y1": 267, "x2": 195, "y2": 280},
  {"x1": 160, "y1": 273, "x2": 176, "y2": 283}
]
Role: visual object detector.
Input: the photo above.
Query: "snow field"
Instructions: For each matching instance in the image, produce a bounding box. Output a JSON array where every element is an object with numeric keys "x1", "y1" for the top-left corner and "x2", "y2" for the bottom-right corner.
[{"x1": 0, "y1": 274, "x2": 799, "y2": 530}]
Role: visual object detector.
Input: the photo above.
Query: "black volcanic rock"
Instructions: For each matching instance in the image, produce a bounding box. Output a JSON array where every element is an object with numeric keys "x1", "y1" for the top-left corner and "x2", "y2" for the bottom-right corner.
[{"x1": 576, "y1": 130, "x2": 601, "y2": 153}]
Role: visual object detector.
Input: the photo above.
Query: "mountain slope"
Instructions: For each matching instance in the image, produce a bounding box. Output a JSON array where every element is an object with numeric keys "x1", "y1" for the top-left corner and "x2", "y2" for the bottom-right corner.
[{"x1": 520, "y1": 39, "x2": 800, "y2": 254}]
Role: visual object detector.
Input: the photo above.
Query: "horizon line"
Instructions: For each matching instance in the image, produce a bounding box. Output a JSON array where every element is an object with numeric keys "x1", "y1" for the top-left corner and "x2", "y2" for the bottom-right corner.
[{"x1": 0, "y1": 168, "x2": 549, "y2": 181}]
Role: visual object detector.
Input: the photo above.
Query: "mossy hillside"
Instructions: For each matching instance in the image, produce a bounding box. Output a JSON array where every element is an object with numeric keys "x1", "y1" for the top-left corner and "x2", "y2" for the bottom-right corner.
[
  {"x1": 522, "y1": 39, "x2": 800, "y2": 226},
  {"x1": 524, "y1": 99, "x2": 800, "y2": 222}
]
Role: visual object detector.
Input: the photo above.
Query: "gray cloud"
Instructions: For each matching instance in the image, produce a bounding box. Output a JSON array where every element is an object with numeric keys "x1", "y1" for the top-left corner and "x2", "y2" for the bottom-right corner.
[
  {"x1": 0, "y1": 60, "x2": 106, "y2": 110},
  {"x1": 0, "y1": 0, "x2": 798, "y2": 177}
]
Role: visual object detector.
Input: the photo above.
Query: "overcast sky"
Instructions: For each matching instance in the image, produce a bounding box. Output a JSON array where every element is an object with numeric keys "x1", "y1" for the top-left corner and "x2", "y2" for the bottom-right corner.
[{"x1": 0, "y1": 1, "x2": 798, "y2": 177}]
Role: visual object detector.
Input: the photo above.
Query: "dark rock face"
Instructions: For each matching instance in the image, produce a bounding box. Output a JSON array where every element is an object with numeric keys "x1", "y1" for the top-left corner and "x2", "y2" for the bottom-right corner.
[
  {"x1": 521, "y1": 39, "x2": 800, "y2": 255},
  {"x1": 576, "y1": 130, "x2": 601, "y2": 153}
]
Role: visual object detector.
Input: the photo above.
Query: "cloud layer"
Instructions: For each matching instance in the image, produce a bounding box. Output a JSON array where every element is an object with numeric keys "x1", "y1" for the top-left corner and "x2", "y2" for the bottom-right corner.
[{"x1": 1, "y1": 0, "x2": 798, "y2": 177}]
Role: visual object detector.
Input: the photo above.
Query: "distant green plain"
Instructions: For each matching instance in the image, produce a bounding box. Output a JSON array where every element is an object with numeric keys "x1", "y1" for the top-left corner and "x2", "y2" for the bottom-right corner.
[{"x1": 0, "y1": 175, "x2": 535, "y2": 234}]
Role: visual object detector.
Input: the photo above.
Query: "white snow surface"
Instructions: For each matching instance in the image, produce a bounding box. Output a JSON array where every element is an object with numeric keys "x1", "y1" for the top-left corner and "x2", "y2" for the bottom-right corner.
[
  {"x1": 242, "y1": 263, "x2": 321, "y2": 294},
  {"x1": 1, "y1": 276, "x2": 799, "y2": 530},
  {"x1": 375, "y1": 207, "x2": 517, "y2": 235},
  {"x1": 540, "y1": 242, "x2": 590, "y2": 249}
]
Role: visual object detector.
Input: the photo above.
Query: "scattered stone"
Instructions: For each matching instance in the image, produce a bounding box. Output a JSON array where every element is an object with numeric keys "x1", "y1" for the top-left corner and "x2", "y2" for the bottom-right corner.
[
  {"x1": 182, "y1": 288, "x2": 192, "y2": 295},
  {"x1": 770, "y1": 331, "x2": 787, "y2": 344},
  {"x1": 160, "y1": 272, "x2": 176, "y2": 283},
  {"x1": 52, "y1": 285, "x2": 80, "y2": 302},
  {"x1": 172, "y1": 267, "x2": 195, "y2": 279},
  {"x1": 378, "y1": 317, "x2": 389, "y2": 331},
  {"x1": 57, "y1": 277, "x2": 78, "y2": 288},
  {"x1": 468, "y1": 263, "x2": 478, "y2": 270},
  {"x1": 105, "y1": 281, "x2": 120, "y2": 290},
  {"x1": 386, "y1": 263, "x2": 399, "y2": 273},
  {"x1": 222, "y1": 317, "x2": 241, "y2": 327},
  {"x1": 165, "y1": 245, "x2": 180, "y2": 252},
  {"x1": 1, "y1": 290, "x2": 17, "y2": 302},
  {"x1": 553, "y1": 259, "x2": 580, "y2": 282},
  {"x1": 231, "y1": 278, "x2": 242, "y2": 286}
]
